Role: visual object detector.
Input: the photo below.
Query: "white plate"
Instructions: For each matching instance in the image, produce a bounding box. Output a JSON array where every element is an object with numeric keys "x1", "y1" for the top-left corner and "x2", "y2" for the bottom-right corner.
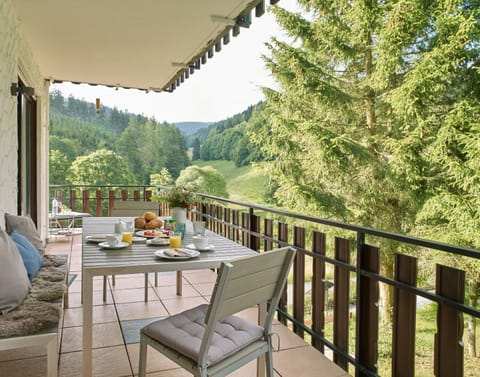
[
  {"x1": 147, "y1": 239, "x2": 170, "y2": 246},
  {"x1": 135, "y1": 230, "x2": 169, "y2": 238},
  {"x1": 86, "y1": 234, "x2": 108, "y2": 243},
  {"x1": 154, "y1": 249, "x2": 200, "y2": 260},
  {"x1": 98, "y1": 241, "x2": 129, "y2": 249},
  {"x1": 186, "y1": 243, "x2": 215, "y2": 252},
  {"x1": 132, "y1": 236, "x2": 146, "y2": 243}
]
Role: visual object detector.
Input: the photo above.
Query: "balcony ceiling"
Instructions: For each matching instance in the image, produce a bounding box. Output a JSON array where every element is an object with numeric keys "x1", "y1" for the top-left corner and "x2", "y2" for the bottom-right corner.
[{"x1": 12, "y1": 0, "x2": 270, "y2": 92}]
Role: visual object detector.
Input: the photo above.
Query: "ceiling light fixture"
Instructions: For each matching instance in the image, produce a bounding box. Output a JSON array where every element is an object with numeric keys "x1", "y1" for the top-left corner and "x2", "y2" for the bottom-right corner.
[{"x1": 236, "y1": 11, "x2": 251, "y2": 28}]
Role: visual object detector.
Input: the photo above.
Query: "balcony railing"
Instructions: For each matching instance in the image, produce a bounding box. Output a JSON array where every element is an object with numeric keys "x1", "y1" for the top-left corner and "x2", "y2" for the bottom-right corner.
[{"x1": 49, "y1": 184, "x2": 480, "y2": 377}]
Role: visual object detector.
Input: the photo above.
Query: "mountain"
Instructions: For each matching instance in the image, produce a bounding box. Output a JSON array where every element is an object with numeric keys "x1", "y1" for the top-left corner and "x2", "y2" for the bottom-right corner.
[{"x1": 175, "y1": 121, "x2": 212, "y2": 136}]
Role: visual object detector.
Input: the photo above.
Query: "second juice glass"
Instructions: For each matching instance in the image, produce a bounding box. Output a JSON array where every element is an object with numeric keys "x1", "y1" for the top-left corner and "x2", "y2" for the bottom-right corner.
[{"x1": 169, "y1": 232, "x2": 182, "y2": 248}]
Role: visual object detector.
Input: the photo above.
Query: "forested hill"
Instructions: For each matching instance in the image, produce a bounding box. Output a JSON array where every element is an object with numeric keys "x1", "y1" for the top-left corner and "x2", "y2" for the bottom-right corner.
[
  {"x1": 188, "y1": 101, "x2": 263, "y2": 144},
  {"x1": 50, "y1": 90, "x2": 211, "y2": 136},
  {"x1": 189, "y1": 101, "x2": 266, "y2": 167},
  {"x1": 176, "y1": 121, "x2": 212, "y2": 135},
  {"x1": 48, "y1": 90, "x2": 265, "y2": 185},
  {"x1": 49, "y1": 90, "x2": 192, "y2": 185}
]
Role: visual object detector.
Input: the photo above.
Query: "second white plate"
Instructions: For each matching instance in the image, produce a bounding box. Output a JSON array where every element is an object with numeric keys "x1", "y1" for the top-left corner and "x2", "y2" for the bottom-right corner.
[
  {"x1": 98, "y1": 241, "x2": 129, "y2": 249},
  {"x1": 186, "y1": 243, "x2": 215, "y2": 252},
  {"x1": 86, "y1": 234, "x2": 108, "y2": 243},
  {"x1": 147, "y1": 239, "x2": 170, "y2": 246}
]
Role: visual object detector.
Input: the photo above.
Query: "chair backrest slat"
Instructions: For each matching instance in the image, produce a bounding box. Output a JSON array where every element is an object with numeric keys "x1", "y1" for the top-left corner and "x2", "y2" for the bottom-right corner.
[
  {"x1": 220, "y1": 284, "x2": 279, "y2": 317},
  {"x1": 223, "y1": 264, "x2": 284, "y2": 299},
  {"x1": 219, "y1": 265, "x2": 285, "y2": 318}
]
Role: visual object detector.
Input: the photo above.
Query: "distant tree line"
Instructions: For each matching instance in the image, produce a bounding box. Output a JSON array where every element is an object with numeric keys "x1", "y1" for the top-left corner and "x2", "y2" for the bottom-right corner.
[
  {"x1": 49, "y1": 90, "x2": 190, "y2": 186},
  {"x1": 196, "y1": 102, "x2": 267, "y2": 166}
]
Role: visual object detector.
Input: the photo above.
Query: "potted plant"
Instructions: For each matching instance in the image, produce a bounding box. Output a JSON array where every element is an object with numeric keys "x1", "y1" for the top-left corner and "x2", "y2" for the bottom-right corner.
[{"x1": 154, "y1": 185, "x2": 196, "y2": 224}]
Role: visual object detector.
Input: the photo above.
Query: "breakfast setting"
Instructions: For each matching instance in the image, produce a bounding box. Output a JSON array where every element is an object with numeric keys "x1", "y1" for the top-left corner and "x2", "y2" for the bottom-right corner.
[{"x1": 86, "y1": 208, "x2": 212, "y2": 261}]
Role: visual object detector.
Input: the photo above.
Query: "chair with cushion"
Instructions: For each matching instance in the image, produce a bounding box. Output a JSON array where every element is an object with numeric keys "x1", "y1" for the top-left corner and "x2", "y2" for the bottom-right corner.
[{"x1": 138, "y1": 246, "x2": 296, "y2": 377}]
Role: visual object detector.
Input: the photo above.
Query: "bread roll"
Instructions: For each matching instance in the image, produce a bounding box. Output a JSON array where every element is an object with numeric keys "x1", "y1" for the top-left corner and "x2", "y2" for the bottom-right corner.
[
  {"x1": 144, "y1": 211, "x2": 157, "y2": 222},
  {"x1": 145, "y1": 218, "x2": 163, "y2": 229},
  {"x1": 134, "y1": 217, "x2": 146, "y2": 229}
]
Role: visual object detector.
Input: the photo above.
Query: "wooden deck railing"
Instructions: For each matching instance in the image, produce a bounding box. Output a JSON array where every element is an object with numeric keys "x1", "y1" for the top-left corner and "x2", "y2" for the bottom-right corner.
[
  {"x1": 49, "y1": 184, "x2": 480, "y2": 377},
  {"x1": 50, "y1": 184, "x2": 169, "y2": 217}
]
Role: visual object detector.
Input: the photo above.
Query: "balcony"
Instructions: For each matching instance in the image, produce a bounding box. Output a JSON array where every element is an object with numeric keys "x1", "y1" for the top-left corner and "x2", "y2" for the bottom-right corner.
[
  {"x1": 0, "y1": 234, "x2": 348, "y2": 377},
  {"x1": 2, "y1": 184, "x2": 480, "y2": 376}
]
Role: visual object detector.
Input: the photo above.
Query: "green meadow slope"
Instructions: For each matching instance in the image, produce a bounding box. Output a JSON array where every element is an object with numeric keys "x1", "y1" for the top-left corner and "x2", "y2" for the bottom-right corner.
[{"x1": 192, "y1": 160, "x2": 268, "y2": 204}]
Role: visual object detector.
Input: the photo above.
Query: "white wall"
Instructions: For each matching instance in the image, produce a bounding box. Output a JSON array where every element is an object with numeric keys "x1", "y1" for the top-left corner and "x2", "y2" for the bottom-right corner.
[{"x1": 0, "y1": 0, "x2": 50, "y2": 239}]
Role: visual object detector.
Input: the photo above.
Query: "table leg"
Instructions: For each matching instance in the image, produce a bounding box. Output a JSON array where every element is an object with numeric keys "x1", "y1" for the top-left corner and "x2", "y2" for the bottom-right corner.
[
  {"x1": 144, "y1": 273, "x2": 148, "y2": 302},
  {"x1": 176, "y1": 271, "x2": 183, "y2": 296},
  {"x1": 82, "y1": 270, "x2": 93, "y2": 377}
]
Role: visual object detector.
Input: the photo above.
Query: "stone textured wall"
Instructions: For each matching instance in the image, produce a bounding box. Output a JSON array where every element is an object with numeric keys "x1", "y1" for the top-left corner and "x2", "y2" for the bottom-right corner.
[
  {"x1": 0, "y1": 0, "x2": 20, "y2": 229},
  {"x1": 0, "y1": 0, "x2": 49, "y2": 237}
]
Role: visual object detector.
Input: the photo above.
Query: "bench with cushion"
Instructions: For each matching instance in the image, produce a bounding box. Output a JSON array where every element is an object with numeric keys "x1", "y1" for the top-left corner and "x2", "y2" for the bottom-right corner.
[{"x1": 0, "y1": 213, "x2": 68, "y2": 377}]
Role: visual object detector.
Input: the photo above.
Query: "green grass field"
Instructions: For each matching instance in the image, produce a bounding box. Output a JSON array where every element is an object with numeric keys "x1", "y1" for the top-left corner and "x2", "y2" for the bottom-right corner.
[{"x1": 192, "y1": 160, "x2": 268, "y2": 204}]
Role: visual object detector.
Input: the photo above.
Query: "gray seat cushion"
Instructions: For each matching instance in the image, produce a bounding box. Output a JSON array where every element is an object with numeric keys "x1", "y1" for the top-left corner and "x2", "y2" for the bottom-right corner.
[{"x1": 141, "y1": 304, "x2": 264, "y2": 366}]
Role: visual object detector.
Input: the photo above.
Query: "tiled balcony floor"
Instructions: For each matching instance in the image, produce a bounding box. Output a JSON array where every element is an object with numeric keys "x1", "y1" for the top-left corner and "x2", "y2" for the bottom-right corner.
[{"x1": 0, "y1": 232, "x2": 350, "y2": 377}]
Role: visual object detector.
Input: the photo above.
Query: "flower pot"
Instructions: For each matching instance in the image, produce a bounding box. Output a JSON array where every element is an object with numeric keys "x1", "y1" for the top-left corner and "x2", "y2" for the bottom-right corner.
[{"x1": 171, "y1": 207, "x2": 187, "y2": 224}]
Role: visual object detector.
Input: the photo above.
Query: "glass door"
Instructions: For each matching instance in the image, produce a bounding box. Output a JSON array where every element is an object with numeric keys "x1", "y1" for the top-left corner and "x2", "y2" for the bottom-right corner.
[{"x1": 16, "y1": 80, "x2": 38, "y2": 224}]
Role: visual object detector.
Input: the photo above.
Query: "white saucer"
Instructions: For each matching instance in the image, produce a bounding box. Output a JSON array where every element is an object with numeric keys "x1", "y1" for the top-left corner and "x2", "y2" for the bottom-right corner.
[
  {"x1": 154, "y1": 249, "x2": 200, "y2": 260},
  {"x1": 186, "y1": 243, "x2": 215, "y2": 252},
  {"x1": 86, "y1": 234, "x2": 108, "y2": 243},
  {"x1": 98, "y1": 241, "x2": 129, "y2": 249},
  {"x1": 147, "y1": 239, "x2": 170, "y2": 246}
]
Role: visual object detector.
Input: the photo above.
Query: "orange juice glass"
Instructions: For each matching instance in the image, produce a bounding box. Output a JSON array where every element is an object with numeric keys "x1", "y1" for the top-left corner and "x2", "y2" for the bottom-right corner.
[
  {"x1": 121, "y1": 231, "x2": 133, "y2": 244},
  {"x1": 169, "y1": 232, "x2": 182, "y2": 248}
]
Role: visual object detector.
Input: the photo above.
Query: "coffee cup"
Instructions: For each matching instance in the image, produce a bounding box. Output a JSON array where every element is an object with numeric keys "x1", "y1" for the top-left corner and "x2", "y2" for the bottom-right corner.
[
  {"x1": 192, "y1": 235, "x2": 209, "y2": 250},
  {"x1": 106, "y1": 234, "x2": 119, "y2": 247}
]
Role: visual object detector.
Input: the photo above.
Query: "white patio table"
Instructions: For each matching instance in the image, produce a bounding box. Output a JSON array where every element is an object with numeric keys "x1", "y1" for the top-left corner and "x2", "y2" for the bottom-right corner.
[
  {"x1": 81, "y1": 216, "x2": 260, "y2": 377},
  {"x1": 49, "y1": 210, "x2": 91, "y2": 236}
]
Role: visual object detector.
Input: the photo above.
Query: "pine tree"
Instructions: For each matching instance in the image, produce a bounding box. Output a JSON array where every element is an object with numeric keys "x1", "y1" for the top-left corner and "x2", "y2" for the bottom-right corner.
[{"x1": 260, "y1": 0, "x2": 480, "y2": 327}]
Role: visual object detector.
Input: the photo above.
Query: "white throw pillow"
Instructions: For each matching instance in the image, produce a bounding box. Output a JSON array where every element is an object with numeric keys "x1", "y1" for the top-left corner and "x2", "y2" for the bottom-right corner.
[
  {"x1": 0, "y1": 229, "x2": 31, "y2": 314},
  {"x1": 5, "y1": 213, "x2": 45, "y2": 256}
]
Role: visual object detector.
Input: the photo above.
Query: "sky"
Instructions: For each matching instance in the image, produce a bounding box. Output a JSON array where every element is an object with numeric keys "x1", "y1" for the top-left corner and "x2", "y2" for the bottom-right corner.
[{"x1": 50, "y1": 0, "x2": 297, "y2": 124}]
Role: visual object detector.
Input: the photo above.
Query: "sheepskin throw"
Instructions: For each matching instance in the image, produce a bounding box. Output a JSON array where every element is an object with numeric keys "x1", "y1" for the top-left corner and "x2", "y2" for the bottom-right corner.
[
  {"x1": 0, "y1": 255, "x2": 67, "y2": 338},
  {"x1": 42, "y1": 254, "x2": 68, "y2": 267},
  {"x1": 0, "y1": 298, "x2": 61, "y2": 337}
]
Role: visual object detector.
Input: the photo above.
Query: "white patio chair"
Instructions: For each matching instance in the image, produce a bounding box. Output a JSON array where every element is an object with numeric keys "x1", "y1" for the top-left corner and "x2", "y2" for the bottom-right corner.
[{"x1": 138, "y1": 246, "x2": 296, "y2": 377}]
